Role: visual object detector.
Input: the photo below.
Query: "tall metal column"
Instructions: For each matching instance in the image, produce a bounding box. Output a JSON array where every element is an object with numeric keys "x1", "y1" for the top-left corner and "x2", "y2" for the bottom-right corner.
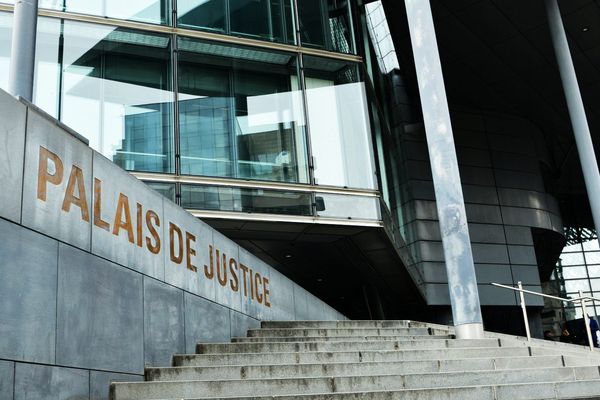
[
  {"x1": 8, "y1": 0, "x2": 39, "y2": 101},
  {"x1": 546, "y1": 0, "x2": 600, "y2": 244},
  {"x1": 403, "y1": 0, "x2": 484, "y2": 339}
]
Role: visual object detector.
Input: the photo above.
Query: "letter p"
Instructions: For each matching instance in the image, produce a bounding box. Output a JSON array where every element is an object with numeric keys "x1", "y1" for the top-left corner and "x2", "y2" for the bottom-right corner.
[{"x1": 37, "y1": 146, "x2": 64, "y2": 201}]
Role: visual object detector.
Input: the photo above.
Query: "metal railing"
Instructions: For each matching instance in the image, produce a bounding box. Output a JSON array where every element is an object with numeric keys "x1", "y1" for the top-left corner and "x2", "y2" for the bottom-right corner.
[{"x1": 491, "y1": 282, "x2": 600, "y2": 351}]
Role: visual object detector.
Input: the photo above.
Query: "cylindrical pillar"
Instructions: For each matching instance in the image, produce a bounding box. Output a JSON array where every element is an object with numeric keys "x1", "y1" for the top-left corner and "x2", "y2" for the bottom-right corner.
[
  {"x1": 403, "y1": 0, "x2": 484, "y2": 339},
  {"x1": 546, "y1": 0, "x2": 600, "y2": 245},
  {"x1": 8, "y1": 0, "x2": 39, "y2": 101}
]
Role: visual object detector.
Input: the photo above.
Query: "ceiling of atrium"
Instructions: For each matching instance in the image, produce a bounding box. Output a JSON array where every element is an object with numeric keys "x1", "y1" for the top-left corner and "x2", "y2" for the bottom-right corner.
[{"x1": 382, "y1": 0, "x2": 600, "y2": 228}]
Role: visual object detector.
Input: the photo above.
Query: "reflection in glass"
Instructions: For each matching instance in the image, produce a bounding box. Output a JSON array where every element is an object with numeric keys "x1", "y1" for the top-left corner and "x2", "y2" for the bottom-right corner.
[
  {"x1": 62, "y1": 0, "x2": 170, "y2": 25},
  {"x1": 316, "y1": 193, "x2": 380, "y2": 220},
  {"x1": 181, "y1": 184, "x2": 312, "y2": 215},
  {"x1": 304, "y1": 56, "x2": 376, "y2": 189},
  {"x1": 178, "y1": 0, "x2": 295, "y2": 44},
  {"x1": 144, "y1": 181, "x2": 176, "y2": 202},
  {"x1": 0, "y1": 13, "x2": 11, "y2": 92},
  {"x1": 60, "y1": 22, "x2": 174, "y2": 173},
  {"x1": 298, "y1": 0, "x2": 354, "y2": 53},
  {"x1": 178, "y1": 38, "x2": 309, "y2": 184}
]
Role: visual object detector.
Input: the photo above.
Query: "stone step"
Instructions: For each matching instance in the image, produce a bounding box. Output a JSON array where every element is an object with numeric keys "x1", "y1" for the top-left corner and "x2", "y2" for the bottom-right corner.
[
  {"x1": 195, "y1": 338, "x2": 508, "y2": 354},
  {"x1": 230, "y1": 335, "x2": 453, "y2": 343},
  {"x1": 109, "y1": 366, "x2": 600, "y2": 400},
  {"x1": 173, "y1": 346, "x2": 535, "y2": 367},
  {"x1": 260, "y1": 321, "x2": 447, "y2": 330},
  {"x1": 170, "y1": 379, "x2": 600, "y2": 400},
  {"x1": 148, "y1": 355, "x2": 599, "y2": 382},
  {"x1": 246, "y1": 327, "x2": 440, "y2": 337}
]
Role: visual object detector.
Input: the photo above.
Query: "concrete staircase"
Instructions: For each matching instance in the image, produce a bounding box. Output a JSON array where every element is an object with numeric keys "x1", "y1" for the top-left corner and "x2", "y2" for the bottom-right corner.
[{"x1": 110, "y1": 320, "x2": 600, "y2": 400}]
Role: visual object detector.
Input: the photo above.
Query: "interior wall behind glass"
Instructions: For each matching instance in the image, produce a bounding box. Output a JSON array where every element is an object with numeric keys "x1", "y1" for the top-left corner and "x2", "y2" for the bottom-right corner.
[
  {"x1": 177, "y1": 38, "x2": 309, "y2": 184},
  {"x1": 178, "y1": 0, "x2": 295, "y2": 45},
  {"x1": 58, "y1": 22, "x2": 174, "y2": 173}
]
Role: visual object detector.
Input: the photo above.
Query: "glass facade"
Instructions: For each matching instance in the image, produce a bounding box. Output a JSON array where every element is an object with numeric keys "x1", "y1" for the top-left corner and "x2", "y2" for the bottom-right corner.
[{"x1": 0, "y1": 1, "x2": 381, "y2": 220}]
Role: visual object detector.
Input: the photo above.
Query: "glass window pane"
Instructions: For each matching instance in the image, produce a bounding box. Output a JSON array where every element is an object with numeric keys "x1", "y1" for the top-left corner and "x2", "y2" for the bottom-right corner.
[
  {"x1": 559, "y1": 252, "x2": 585, "y2": 266},
  {"x1": 62, "y1": 0, "x2": 170, "y2": 25},
  {"x1": 564, "y1": 280, "x2": 591, "y2": 293},
  {"x1": 178, "y1": 38, "x2": 309, "y2": 184},
  {"x1": 583, "y1": 240, "x2": 600, "y2": 252},
  {"x1": 562, "y1": 243, "x2": 583, "y2": 253},
  {"x1": 591, "y1": 279, "x2": 600, "y2": 293},
  {"x1": 298, "y1": 0, "x2": 354, "y2": 53},
  {"x1": 561, "y1": 266, "x2": 588, "y2": 280},
  {"x1": 181, "y1": 184, "x2": 313, "y2": 215},
  {"x1": 178, "y1": 0, "x2": 226, "y2": 32},
  {"x1": 144, "y1": 181, "x2": 176, "y2": 202},
  {"x1": 588, "y1": 264, "x2": 600, "y2": 278},
  {"x1": 60, "y1": 22, "x2": 174, "y2": 173},
  {"x1": 316, "y1": 193, "x2": 380, "y2": 220},
  {"x1": 304, "y1": 56, "x2": 376, "y2": 189},
  {"x1": 586, "y1": 251, "x2": 600, "y2": 264},
  {"x1": 0, "y1": 12, "x2": 11, "y2": 92}
]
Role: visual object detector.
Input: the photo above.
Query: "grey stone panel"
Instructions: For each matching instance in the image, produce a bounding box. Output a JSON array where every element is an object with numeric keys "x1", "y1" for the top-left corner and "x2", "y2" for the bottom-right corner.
[
  {"x1": 507, "y1": 245, "x2": 537, "y2": 265},
  {"x1": 478, "y1": 284, "x2": 518, "y2": 306},
  {"x1": 0, "y1": 91, "x2": 26, "y2": 223},
  {"x1": 239, "y1": 246, "x2": 272, "y2": 320},
  {"x1": 90, "y1": 371, "x2": 143, "y2": 400},
  {"x1": 0, "y1": 360, "x2": 14, "y2": 400},
  {"x1": 306, "y1": 291, "x2": 326, "y2": 320},
  {"x1": 184, "y1": 293, "x2": 230, "y2": 352},
  {"x1": 459, "y1": 166, "x2": 495, "y2": 186},
  {"x1": 91, "y1": 153, "x2": 165, "y2": 280},
  {"x1": 162, "y1": 200, "x2": 215, "y2": 301},
  {"x1": 14, "y1": 363, "x2": 89, "y2": 400},
  {"x1": 501, "y1": 206, "x2": 552, "y2": 228},
  {"x1": 143, "y1": 277, "x2": 185, "y2": 368},
  {"x1": 293, "y1": 285, "x2": 310, "y2": 320},
  {"x1": 462, "y1": 185, "x2": 499, "y2": 205},
  {"x1": 230, "y1": 310, "x2": 260, "y2": 338},
  {"x1": 267, "y1": 268, "x2": 295, "y2": 321},
  {"x1": 465, "y1": 204, "x2": 503, "y2": 224},
  {"x1": 497, "y1": 188, "x2": 548, "y2": 209},
  {"x1": 468, "y1": 223, "x2": 506, "y2": 244},
  {"x1": 504, "y1": 226, "x2": 533, "y2": 245},
  {"x1": 213, "y1": 230, "x2": 243, "y2": 312},
  {"x1": 57, "y1": 244, "x2": 144, "y2": 374},
  {"x1": 511, "y1": 265, "x2": 541, "y2": 285},
  {"x1": 0, "y1": 219, "x2": 57, "y2": 364},
  {"x1": 487, "y1": 133, "x2": 533, "y2": 155},
  {"x1": 494, "y1": 170, "x2": 545, "y2": 192},
  {"x1": 474, "y1": 264, "x2": 514, "y2": 284},
  {"x1": 22, "y1": 110, "x2": 93, "y2": 251},
  {"x1": 471, "y1": 243, "x2": 510, "y2": 264},
  {"x1": 491, "y1": 151, "x2": 540, "y2": 173},
  {"x1": 456, "y1": 147, "x2": 492, "y2": 168}
]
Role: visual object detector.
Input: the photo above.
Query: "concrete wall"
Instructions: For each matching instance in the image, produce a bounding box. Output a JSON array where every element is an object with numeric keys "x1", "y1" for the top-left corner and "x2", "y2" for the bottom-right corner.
[
  {"x1": 389, "y1": 109, "x2": 563, "y2": 308},
  {"x1": 0, "y1": 89, "x2": 344, "y2": 399}
]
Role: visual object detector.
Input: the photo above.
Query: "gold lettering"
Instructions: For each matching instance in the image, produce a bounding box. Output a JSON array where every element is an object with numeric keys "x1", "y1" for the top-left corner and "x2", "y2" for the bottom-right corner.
[
  {"x1": 216, "y1": 250, "x2": 227, "y2": 287},
  {"x1": 204, "y1": 245, "x2": 215, "y2": 279},
  {"x1": 254, "y1": 273, "x2": 263, "y2": 304},
  {"x1": 169, "y1": 222, "x2": 183, "y2": 264},
  {"x1": 239, "y1": 263, "x2": 249, "y2": 297},
  {"x1": 93, "y1": 178, "x2": 110, "y2": 231},
  {"x1": 229, "y1": 258, "x2": 239, "y2": 292},
  {"x1": 185, "y1": 231, "x2": 197, "y2": 272},
  {"x1": 136, "y1": 203, "x2": 143, "y2": 247},
  {"x1": 61, "y1": 166, "x2": 89, "y2": 222},
  {"x1": 145, "y1": 210, "x2": 161, "y2": 254},
  {"x1": 112, "y1": 193, "x2": 134, "y2": 243},
  {"x1": 263, "y1": 277, "x2": 271, "y2": 307},
  {"x1": 37, "y1": 146, "x2": 63, "y2": 201}
]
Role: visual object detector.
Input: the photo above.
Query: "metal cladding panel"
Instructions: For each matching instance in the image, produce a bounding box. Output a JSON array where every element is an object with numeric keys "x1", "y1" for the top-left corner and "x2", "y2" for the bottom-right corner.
[
  {"x1": 0, "y1": 360, "x2": 14, "y2": 400},
  {"x1": 230, "y1": 310, "x2": 260, "y2": 339},
  {"x1": 22, "y1": 110, "x2": 93, "y2": 251},
  {"x1": 91, "y1": 153, "x2": 165, "y2": 280},
  {"x1": 143, "y1": 277, "x2": 185, "y2": 367},
  {"x1": 267, "y1": 268, "x2": 296, "y2": 321},
  {"x1": 471, "y1": 243, "x2": 510, "y2": 264},
  {"x1": 0, "y1": 91, "x2": 26, "y2": 223},
  {"x1": 163, "y1": 200, "x2": 215, "y2": 301},
  {"x1": 90, "y1": 371, "x2": 143, "y2": 400},
  {"x1": 14, "y1": 363, "x2": 89, "y2": 400},
  {"x1": 184, "y1": 292, "x2": 231, "y2": 352},
  {"x1": 508, "y1": 245, "x2": 537, "y2": 265},
  {"x1": 56, "y1": 244, "x2": 144, "y2": 374},
  {"x1": 0, "y1": 219, "x2": 57, "y2": 364},
  {"x1": 213, "y1": 230, "x2": 243, "y2": 312}
]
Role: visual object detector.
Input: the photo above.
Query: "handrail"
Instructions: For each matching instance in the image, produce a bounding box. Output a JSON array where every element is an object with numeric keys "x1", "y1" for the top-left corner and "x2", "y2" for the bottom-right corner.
[{"x1": 491, "y1": 281, "x2": 597, "y2": 351}]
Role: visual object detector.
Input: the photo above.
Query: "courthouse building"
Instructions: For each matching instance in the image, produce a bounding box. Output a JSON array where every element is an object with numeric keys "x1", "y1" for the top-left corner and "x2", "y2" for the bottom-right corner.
[{"x1": 1, "y1": 1, "x2": 600, "y2": 392}]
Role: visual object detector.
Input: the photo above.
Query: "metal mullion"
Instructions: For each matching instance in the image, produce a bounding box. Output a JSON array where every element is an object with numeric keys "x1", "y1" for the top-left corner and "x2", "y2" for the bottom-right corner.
[{"x1": 172, "y1": 33, "x2": 181, "y2": 181}]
